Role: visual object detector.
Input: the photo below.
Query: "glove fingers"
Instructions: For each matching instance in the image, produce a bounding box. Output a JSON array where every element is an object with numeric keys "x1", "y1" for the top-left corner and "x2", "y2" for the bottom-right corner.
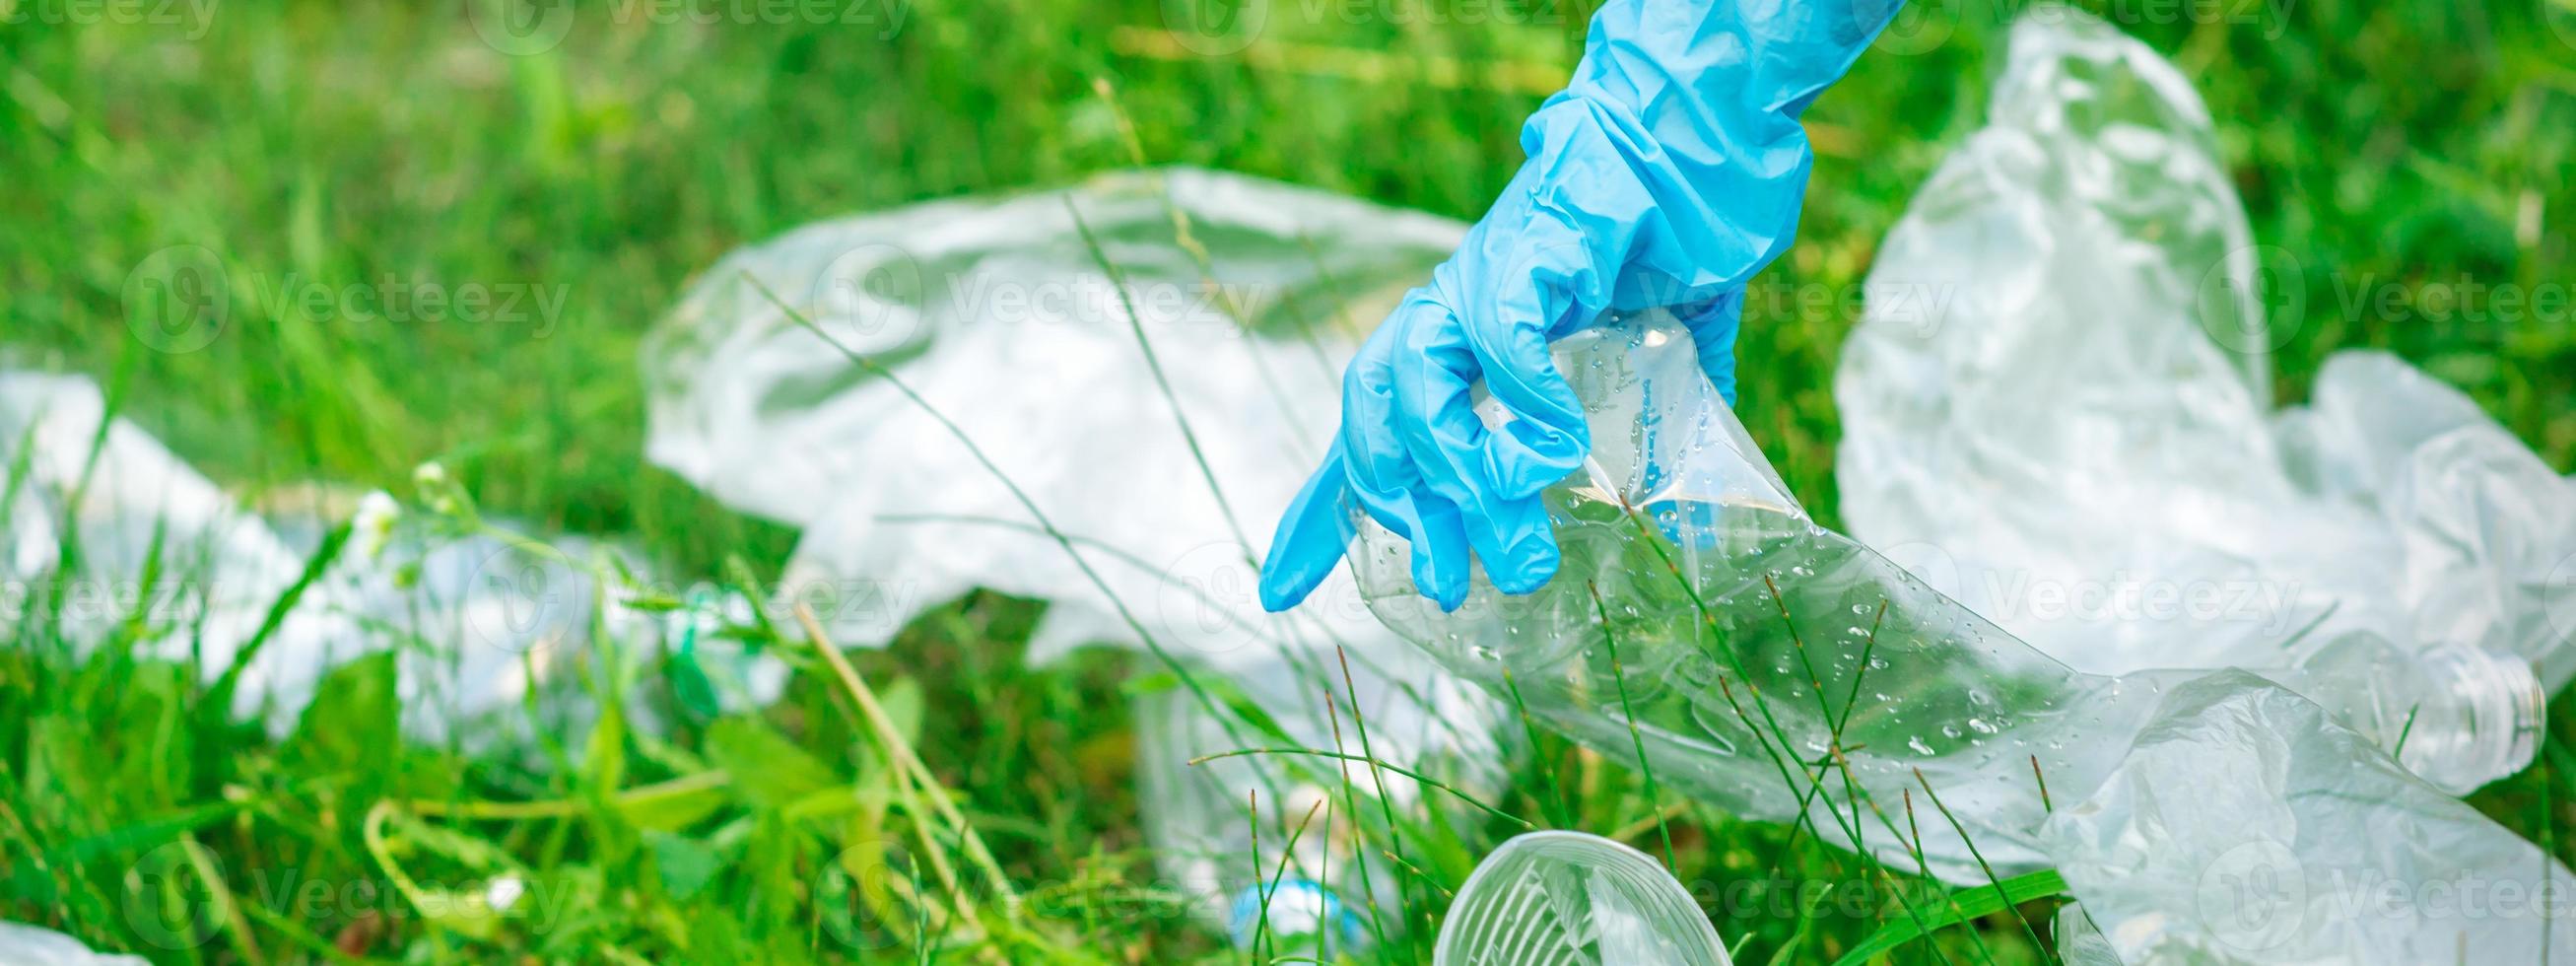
[
  {"x1": 1673, "y1": 290, "x2": 1744, "y2": 406},
  {"x1": 1257, "y1": 448, "x2": 1357, "y2": 613},
  {"x1": 1388, "y1": 299, "x2": 1563, "y2": 595},
  {"x1": 1459, "y1": 252, "x2": 1593, "y2": 500},
  {"x1": 1340, "y1": 316, "x2": 1476, "y2": 610}
]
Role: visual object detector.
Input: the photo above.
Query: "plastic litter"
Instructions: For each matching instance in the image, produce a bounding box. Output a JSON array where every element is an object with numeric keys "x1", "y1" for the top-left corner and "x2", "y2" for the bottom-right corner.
[
  {"x1": 644, "y1": 169, "x2": 1506, "y2": 942},
  {"x1": 0, "y1": 921, "x2": 149, "y2": 966},
  {"x1": 1834, "y1": 11, "x2": 2576, "y2": 709},
  {"x1": 0, "y1": 374, "x2": 773, "y2": 744},
  {"x1": 1351, "y1": 306, "x2": 2575, "y2": 958},
  {"x1": 1436, "y1": 830, "x2": 1731, "y2": 966},
  {"x1": 1137, "y1": 655, "x2": 1506, "y2": 951},
  {"x1": 1127, "y1": 661, "x2": 1509, "y2": 952},
  {"x1": 644, "y1": 168, "x2": 1468, "y2": 670}
]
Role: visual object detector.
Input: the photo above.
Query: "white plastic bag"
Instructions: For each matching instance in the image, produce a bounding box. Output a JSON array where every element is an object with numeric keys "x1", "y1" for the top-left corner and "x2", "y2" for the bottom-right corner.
[
  {"x1": 644, "y1": 168, "x2": 1506, "y2": 941},
  {"x1": 644, "y1": 168, "x2": 1468, "y2": 671},
  {"x1": 0, "y1": 921, "x2": 149, "y2": 966},
  {"x1": 0, "y1": 375, "x2": 753, "y2": 743},
  {"x1": 1834, "y1": 11, "x2": 2576, "y2": 701}
]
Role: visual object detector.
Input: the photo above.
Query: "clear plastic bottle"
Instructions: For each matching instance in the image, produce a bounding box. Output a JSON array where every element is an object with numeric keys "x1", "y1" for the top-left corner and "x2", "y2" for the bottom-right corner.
[
  {"x1": 2257, "y1": 637, "x2": 2542, "y2": 794},
  {"x1": 1352, "y1": 310, "x2": 2544, "y2": 879}
]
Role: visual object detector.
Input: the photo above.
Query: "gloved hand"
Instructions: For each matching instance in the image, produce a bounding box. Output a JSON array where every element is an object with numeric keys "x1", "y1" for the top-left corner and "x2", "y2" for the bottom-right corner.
[{"x1": 1259, "y1": 0, "x2": 1903, "y2": 612}]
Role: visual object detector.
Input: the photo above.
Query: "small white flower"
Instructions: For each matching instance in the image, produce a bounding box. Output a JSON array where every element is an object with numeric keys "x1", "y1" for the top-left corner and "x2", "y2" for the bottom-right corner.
[
  {"x1": 352, "y1": 491, "x2": 401, "y2": 561},
  {"x1": 483, "y1": 874, "x2": 526, "y2": 913},
  {"x1": 413, "y1": 461, "x2": 461, "y2": 517}
]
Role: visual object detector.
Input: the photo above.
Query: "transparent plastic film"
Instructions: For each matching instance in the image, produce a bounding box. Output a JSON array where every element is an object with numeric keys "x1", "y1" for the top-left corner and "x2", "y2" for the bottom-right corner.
[
  {"x1": 1435, "y1": 831, "x2": 1730, "y2": 966},
  {"x1": 1353, "y1": 311, "x2": 2576, "y2": 962},
  {"x1": 1357, "y1": 310, "x2": 2135, "y2": 878},
  {"x1": 0, "y1": 373, "x2": 770, "y2": 746},
  {"x1": 643, "y1": 168, "x2": 1467, "y2": 669},
  {"x1": 1835, "y1": 10, "x2": 2576, "y2": 722},
  {"x1": 644, "y1": 168, "x2": 1514, "y2": 946}
]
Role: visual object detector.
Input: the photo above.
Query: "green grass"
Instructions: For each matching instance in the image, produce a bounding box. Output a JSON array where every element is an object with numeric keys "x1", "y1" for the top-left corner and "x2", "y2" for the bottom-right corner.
[{"x1": 4, "y1": 0, "x2": 2575, "y2": 961}]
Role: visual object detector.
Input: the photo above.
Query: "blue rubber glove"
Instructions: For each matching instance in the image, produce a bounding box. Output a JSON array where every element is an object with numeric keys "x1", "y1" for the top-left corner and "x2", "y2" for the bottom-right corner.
[{"x1": 1259, "y1": 0, "x2": 1903, "y2": 613}]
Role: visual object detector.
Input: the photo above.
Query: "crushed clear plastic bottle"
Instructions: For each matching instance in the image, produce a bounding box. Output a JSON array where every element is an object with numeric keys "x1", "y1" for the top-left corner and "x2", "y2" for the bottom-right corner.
[{"x1": 1352, "y1": 307, "x2": 2573, "y2": 963}]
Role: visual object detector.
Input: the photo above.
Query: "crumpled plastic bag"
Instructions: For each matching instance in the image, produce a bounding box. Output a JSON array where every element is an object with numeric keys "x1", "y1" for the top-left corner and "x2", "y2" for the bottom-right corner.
[
  {"x1": 0, "y1": 921, "x2": 149, "y2": 965},
  {"x1": 644, "y1": 168, "x2": 1507, "y2": 938},
  {"x1": 1355, "y1": 298, "x2": 2576, "y2": 965},
  {"x1": 2043, "y1": 669, "x2": 2570, "y2": 963},
  {"x1": 1347, "y1": 12, "x2": 2575, "y2": 962},
  {"x1": 0, "y1": 374, "x2": 771, "y2": 744},
  {"x1": 1833, "y1": 10, "x2": 2576, "y2": 696},
  {"x1": 644, "y1": 168, "x2": 1470, "y2": 671}
]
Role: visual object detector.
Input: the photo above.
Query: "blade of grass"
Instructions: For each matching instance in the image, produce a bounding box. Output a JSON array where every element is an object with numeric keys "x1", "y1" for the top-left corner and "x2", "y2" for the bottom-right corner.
[
  {"x1": 1827, "y1": 869, "x2": 2071, "y2": 966},
  {"x1": 746, "y1": 274, "x2": 1281, "y2": 796},
  {"x1": 1912, "y1": 770, "x2": 2052, "y2": 960},
  {"x1": 1321, "y1": 681, "x2": 1398, "y2": 959},
  {"x1": 1496, "y1": 664, "x2": 1570, "y2": 829},
  {"x1": 1589, "y1": 580, "x2": 1674, "y2": 870},
  {"x1": 1249, "y1": 794, "x2": 1328, "y2": 958},
  {"x1": 795, "y1": 604, "x2": 1023, "y2": 921},
  {"x1": 1187, "y1": 747, "x2": 1528, "y2": 830}
]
